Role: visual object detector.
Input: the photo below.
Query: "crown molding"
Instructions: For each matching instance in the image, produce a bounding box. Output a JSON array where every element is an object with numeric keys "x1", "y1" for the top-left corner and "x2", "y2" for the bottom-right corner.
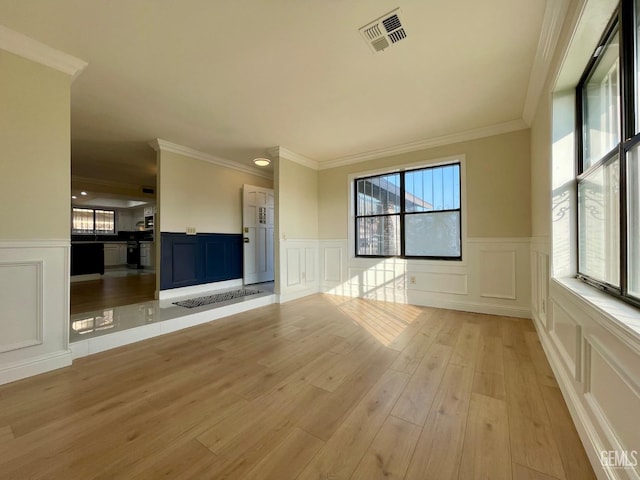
[
  {"x1": 267, "y1": 146, "x2": 319, "y2": 170},
  {"x1": 0, "y1": 25, "x2": 87, "y2": 82},
  {"x1": 522, "y1": 0, "x2": 571, "y2": 125},
  {"x1": 318, "y1": 119, "x2": 528, "y2": 170},
  {"x1": 150, "y1": 139, "x2": 273, "y2": 180}
]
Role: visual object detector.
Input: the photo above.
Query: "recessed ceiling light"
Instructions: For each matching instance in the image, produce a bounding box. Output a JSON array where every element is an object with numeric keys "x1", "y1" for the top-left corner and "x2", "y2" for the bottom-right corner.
[
  {"x1": 80, "y1": 191, "x2": 88, "y2": 196},
  {"x1": 253, "y1": 158, "x2": 271, "y2": 167},
  {"x1": 71, "y1": 195, "x2": 77, "y2": 199}
]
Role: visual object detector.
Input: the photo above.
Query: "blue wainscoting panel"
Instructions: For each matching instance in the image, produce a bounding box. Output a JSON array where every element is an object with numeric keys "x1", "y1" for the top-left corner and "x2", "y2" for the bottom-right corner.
[{"x1": 160, "y1": 233, "x2": 243, "y2": 290}]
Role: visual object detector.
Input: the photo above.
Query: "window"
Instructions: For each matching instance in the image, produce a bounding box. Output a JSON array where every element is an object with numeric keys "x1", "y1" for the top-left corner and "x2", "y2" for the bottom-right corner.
[
  {"x1": 576, "y1": 1, "x2": 640, "y2": 306},
  {"x1": 355, "y1": 162, "x2": 461, "y2": 259},
  {"x1": 72, "y1": 208, "x2": 116, "y2": 235}
]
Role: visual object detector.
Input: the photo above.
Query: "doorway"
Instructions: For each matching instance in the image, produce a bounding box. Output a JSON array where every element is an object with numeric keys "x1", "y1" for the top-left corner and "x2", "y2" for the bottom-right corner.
[{"x1": 242, "y1": 184, "x2": 275, "y2": 285}]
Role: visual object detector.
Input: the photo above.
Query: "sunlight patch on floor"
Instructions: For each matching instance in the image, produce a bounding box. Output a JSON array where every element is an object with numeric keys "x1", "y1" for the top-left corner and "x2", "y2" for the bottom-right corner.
[{"x1": 333, "y1": 297, "x2": 423, "y2": 346}]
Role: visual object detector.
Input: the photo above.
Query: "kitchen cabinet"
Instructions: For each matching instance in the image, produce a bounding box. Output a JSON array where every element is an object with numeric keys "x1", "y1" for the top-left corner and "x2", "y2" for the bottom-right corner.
[
  {"x1": 104, "y1": 242, "x2": 127, "y2": 266},
  {"x1": 71, "y1": 243, "x2": 104, "y2": 276},
  {"x1": 140, "y1": 242, "x2": 155, "y2": 268}
]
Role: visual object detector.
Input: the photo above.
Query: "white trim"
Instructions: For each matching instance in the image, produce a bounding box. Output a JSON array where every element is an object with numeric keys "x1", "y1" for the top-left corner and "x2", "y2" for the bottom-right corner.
[
  {"x1": 0, "y1": 260, "x2": 43, "y2": 353},
  {"x1": 158, "y1": 278, "x2": 243, "y2": 300},
  {"x1": 0, "y1": 349, "x2": 72, "y2": 386},
  {"x1": 267, "y1": 146, "x2": 319, "y2": 170},
  {"x1": 0, "y1": 25, "x2": 87, "y2": 81},
  {"x1": 551, "y1": 278, "x2": 640, "y2": 353},
  {"x1": 318, "y1": 119, "x2": 528, "y2": 170},
  {"x1": 276, "y1": 286, "x2": 321, "y2": 304},
  {"x1": 479, "y1": 250, "x2": 517, "y2": 300},
  {"x1": 523, "y1": 0, "x2": 571, "y2": 124},
  {"x1": 150, "y1": 139, "x2": 273, "y2": 180}
]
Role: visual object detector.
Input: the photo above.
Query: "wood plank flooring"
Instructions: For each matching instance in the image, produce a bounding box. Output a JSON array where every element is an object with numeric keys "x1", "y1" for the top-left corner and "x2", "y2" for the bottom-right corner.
[
  {"x1": 70, "y1": 273, "x2": 156, "y2": 314},
  {"x1": 0, "y1": 294, "x2": 596, "y2": 479}
]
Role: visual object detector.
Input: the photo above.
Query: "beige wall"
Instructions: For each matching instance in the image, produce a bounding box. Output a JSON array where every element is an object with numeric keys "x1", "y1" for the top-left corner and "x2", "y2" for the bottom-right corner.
[
  {"x1": 158, "y1": 150, "x2": 272, "y2": 234},
  {"x1": 0, "y1": 51, "x2": 71, "y2": 240},
  {"x1": 318, "y1": 129, "x2": 531, "y2": 239},
  {"x1": 277, "y1": 157, "x2": 318, "y2": 239},
  {"x1": 531, "y1": 86, "x2": 552, "y2": 238}
]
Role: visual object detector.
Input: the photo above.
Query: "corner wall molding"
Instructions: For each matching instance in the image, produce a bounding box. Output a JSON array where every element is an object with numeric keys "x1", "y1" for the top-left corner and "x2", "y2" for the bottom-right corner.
[
  {"x1": 318, "y1": 119, "x2": 528, "y2": 170},
  {"x1": 522, "y1": 0, "x2": 571, "y2": 125},
  {"x1": 150, "y1": 139, "x2": 273, "y2": 180},
  {"x1": 267, "y1": 146, "x2": 319, "y2": 170},
  {"x1": 0, "y1": 25, "x2": 87, "y2": 82}
]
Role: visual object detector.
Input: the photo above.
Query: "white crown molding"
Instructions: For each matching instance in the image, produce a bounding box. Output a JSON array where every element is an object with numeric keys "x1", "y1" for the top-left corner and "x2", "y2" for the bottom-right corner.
[
  {"x1": 318, "y1": 119, "x2": 528, "y2": 170},
  {"x1": 0, "y1": 25, "x2": 87, "y2": 82},
  {"x1": 267, "y1": 146, "x2": 319, "y2": 170},
  {"x1": 522, "y1": 0, "x2": 571, "y2": 125},
  {"x1": 150, "y1": 139, "x2": 273, "y2": 180}
]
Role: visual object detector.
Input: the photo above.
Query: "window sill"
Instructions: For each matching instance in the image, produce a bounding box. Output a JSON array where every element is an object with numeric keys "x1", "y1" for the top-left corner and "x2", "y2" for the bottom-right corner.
[{"x1": 552, "y1": 277, "x2": 640, "y2": 347}]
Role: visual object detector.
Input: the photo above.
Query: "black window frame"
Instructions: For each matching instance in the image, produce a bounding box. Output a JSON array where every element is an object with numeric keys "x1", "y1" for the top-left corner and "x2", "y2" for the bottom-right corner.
[
  {"x1": 354, "y1": 162, "x2": 462, "y2": 261},
  {"x1": 576, "y1": 0, "x2": 640, "y2": 309},
  {"x1": 72, "y1": 207, "x2": 117, "y2": 235}
]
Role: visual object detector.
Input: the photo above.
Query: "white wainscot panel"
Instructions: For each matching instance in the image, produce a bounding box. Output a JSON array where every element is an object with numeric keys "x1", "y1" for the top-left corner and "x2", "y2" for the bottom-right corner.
[
  {"x1": 305, "y1": 247, "x2": 316, "y2": 283},
  {"x1": 479, "y1": 250, "x2": 516, "y2": 299},
  {"x1": 549, "y1": 300, "x2": 580, "y2": 381},
  {"x1": 347, "y1": 267, "x2": 397, "y2": 288},
  {"x1": 0, "y1": 261, "x2": 43, "y2": 352},
  {"x1": 286, "y1": 248, "x2": 301, "y2": 286},
  {"x1": 323, "y1": 247, "x2": 342, "y2": 283},
  {"x1": 586, "y1": 337, "x2": 640, "y2": 468},
  {"x1": 408, "y1": 271, "x2": 467, "y2": 295}
]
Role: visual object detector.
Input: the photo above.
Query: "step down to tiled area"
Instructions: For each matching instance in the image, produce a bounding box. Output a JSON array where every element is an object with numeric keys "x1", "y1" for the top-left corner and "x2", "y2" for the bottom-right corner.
[{"x1": 69, "y1": 284, "x2": 275, "y2": 359}]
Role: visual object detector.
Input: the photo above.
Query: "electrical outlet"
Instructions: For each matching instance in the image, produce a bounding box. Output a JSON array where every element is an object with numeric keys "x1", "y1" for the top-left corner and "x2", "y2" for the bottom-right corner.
[
  {"x1": 409, "y1": 275, "x2": 416, "y2": 284},
  {"x1": 186, "y1": 227, "x2": 197, "y2": 235}
]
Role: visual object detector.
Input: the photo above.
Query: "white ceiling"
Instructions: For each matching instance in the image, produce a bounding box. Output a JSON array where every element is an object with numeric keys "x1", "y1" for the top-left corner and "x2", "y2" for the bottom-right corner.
[{"x1": 0, "y1": 0, "x2": 553, "y2": 184}]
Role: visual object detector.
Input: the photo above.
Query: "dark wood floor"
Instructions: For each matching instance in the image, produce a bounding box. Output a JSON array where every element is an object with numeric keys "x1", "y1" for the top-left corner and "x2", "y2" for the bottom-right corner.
[
  {"x1": 70, "y1": 273, "x2": 156, "y2": 314},
  {"x1": 0, "y1": 295, "x2": 596, "y2": 479}
]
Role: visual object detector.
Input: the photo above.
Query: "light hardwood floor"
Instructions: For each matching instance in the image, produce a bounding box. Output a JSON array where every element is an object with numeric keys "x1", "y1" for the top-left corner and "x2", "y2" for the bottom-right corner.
[{"x1": 0, "y1": 294, "x2": 596, "y2": 480}]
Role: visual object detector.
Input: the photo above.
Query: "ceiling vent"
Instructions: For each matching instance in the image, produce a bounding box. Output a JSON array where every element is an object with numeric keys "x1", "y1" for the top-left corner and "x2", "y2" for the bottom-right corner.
[{"x1": 359, "y1": 8, "x2": 407, "y2": 53}]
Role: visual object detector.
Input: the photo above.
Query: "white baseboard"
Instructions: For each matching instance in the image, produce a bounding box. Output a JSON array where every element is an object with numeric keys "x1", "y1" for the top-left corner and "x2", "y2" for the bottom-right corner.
[
  {"x1": 277, "y1": 286, "x2": 320, "y2": 304},
  {"x1": 319, "y1": 284, "x2": 531, "y2": 319},
  {"x1": 0, "y1": 349, "x2": 72, "y2": 386},
  {"x1": 70, "y1": 294, "x2": 275, "y2": 359},
  {"x1": 158, "y1": 278, "x2": 243, "y2": 300}
]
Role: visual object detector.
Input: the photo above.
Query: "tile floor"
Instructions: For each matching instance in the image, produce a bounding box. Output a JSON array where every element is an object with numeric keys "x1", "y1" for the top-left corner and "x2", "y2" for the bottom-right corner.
[{"x1": 69, "y1": 282, "x2": 275, "y2": 357}]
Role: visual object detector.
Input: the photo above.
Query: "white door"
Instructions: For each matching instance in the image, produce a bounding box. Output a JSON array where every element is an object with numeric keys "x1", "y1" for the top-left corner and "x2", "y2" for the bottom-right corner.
[{"x1": 243, "y1": 184, "x2": 274, "y2": 284}]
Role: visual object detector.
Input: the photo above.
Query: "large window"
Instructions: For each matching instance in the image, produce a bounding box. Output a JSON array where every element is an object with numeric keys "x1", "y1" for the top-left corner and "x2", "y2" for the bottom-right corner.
[
  {"x1": 355, "y1": 162, "x2": 461, "y2": 259},
  {"x1": 72, "y1": 208, "x2": 116, "y2": 235},
  {"x1": 577, "y1": 1, "x2": 640, "y2": 306}
]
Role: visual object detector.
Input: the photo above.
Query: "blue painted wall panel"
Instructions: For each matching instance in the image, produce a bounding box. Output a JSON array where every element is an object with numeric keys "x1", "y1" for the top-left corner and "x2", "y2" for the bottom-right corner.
[{"x1": 160, "y1": 233, "x2": 243, "y2": 291}]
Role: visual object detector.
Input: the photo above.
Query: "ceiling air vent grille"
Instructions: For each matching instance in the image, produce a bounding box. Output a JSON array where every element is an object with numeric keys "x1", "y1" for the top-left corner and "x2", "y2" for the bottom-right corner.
[{"x1": 359, "y1": 8, "x2": 407, "y2": 53}]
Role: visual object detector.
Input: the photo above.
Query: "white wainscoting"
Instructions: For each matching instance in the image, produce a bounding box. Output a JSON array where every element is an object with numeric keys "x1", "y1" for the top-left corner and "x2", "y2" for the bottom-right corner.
[
  {"x1": 531, "y1": 237, "x2": 640, "y2": 480},
  {"x1": 0, "y1": 240, "x2": 72, "y2": 385},
  {"x1": 318, "y1": 237, "x2": 531, "y2": 318},
  {"x1": 278, "y1": 239, "x2": 320, "y2": 303}
]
